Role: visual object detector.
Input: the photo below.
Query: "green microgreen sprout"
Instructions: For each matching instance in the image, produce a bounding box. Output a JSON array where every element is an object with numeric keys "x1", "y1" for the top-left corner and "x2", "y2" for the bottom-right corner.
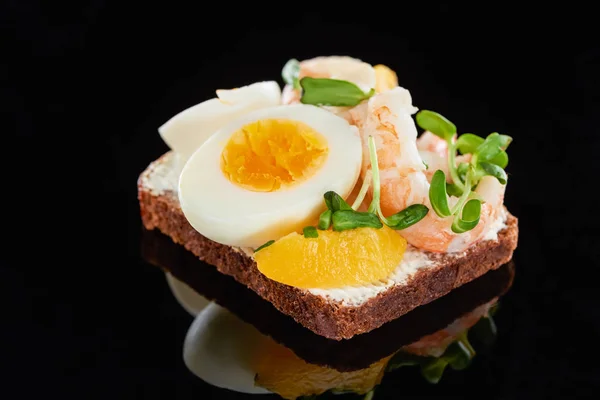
[
  {"x1": 367, "y1": 136, "x2": 382, "y2": 215},
  {"x1": 450, "y1": 166, "x2": 474, "y2": 216},
  {"x1": 319, "y1": 191, "x2": 382, "y2": 232},
  {"x1": 452, "y1": 199, "x2": 482, "y2": 234},
  {"x1": 324, "y1": 191, "x2": 352, "y2": 212},
  {"x1": 479, "y1": 162, "x2": 507, "y2": 185},
  {"x1": 317, "y1": 210, "x2": 332, "y2": 230},
  {"x1": 367, "y1": 135, "x2": 429, "y2": 230},
  {"x1": 300, "y1": 77, "x2": 375, "y2": 107},
  {"x1": 281, "y1": 58, "x2": 301, "y2": 90},
  {"x1": 446, "y1": 182, "x2": 463, "y2": 197},
  {"x1": 385, "y1": 205, "x2": 430, "y2": 230},
  {"x1": 303, "y1": 136, "x2": 429, "y2": 238},
  {"x1": 416, "y1": 110, "x2": 461, "y2": 188},
  {"x1": 415, "y1": 110, "x2": 513, "y2": 233},
  {"x1": 429, "y1": 170, "x2": 452, "y2": 218},
  {"x1": 303, "y1": 226, "x2": 319, "y2": 238},
  {"x1": 351, "y1": 170, "x2": 372, "y2": 211},
  {"x1": 456, "y1": 162, "x2": 469, "y2": 184},
  {"x1": 281, "y1": 59, "x2": 376, "y2": 106},
  {"x1": 456, "y1": 133, "x2": 509, "y2": 168},
  {"x1": 331, "y1": 210, "x2": 383, "y2": 231},
  {"x1": 254, "y1": 240, "x2": 275, "y2": 252}
]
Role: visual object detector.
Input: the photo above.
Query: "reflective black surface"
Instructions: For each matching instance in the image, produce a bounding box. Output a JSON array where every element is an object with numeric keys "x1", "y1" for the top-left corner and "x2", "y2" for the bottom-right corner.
[
  {"x1": 142, "y1": 227, "x2": 515, "y2": 373},
  {"x1": 5, "y1": 2, "x2": 600, "y2": 399},
  {"x1": 155, "y1": 220, "x2": 512, "y2": 397}
]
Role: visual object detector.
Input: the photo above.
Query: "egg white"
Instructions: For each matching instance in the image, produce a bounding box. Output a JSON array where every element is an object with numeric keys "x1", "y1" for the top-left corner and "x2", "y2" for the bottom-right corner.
[
  {"x1": 178, "y1": 104, "x2": 363, "y2": 248},
  {"x1": 159, "y1": 81, "x2": 281, "y2": 161},
  {"x1": 183, "y1": 303, "x2": 272, "y2": 395}
]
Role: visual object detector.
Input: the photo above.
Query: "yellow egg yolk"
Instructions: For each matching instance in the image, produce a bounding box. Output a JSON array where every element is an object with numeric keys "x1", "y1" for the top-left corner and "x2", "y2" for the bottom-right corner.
[{"x1": 221, "y1": 119, "x2": 329, "y2": 192}]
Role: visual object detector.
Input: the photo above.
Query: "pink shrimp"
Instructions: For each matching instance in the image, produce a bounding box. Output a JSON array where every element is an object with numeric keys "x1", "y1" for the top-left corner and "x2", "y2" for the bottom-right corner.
[
  {"x1": 417, "y1": 131, "x2": 472, "y2": 183},
  {"x1": 417, "y1": 131, "x2": 448, "y2": 158},
  {"x1": 355, "y1": 87, "x2": 506, "y2": 253}
]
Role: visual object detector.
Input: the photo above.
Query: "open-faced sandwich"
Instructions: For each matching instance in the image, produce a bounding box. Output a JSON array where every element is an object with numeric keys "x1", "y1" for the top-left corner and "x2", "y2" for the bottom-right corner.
[{"x1": 138, "y1": 56, "x2": 519, "y2": 340}]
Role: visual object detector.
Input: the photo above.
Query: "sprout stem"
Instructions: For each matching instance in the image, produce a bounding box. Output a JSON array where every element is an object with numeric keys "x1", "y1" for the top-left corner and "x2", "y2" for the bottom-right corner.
[
  {"x1": 367, "y1": 136, "x2": 393, "y2": 225},
  {"x1": 450, "y1": 167, "x2": 473, "y2": 215},
  {"x1": 376, "y1": 204, "x2": 391, "y2": 226},
  {"x1": 367, "y1": 136, "x2": 381, "y2": 214},
  {"x1": 351, "y1": 170, "x2": 372, "y2": 211},
  {"x1": 448, "y1": 138, "x2": 465, "y2": 190}
]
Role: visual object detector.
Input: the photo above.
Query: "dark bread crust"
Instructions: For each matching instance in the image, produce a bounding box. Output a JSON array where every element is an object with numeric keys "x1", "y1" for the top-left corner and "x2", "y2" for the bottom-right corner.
[{"x1": 138, "y1": 159, "x2": 518, "y2": 340}]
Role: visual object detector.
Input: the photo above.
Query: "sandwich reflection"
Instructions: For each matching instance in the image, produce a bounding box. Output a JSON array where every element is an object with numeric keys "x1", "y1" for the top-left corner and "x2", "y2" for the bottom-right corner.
[{"x1": 141, "y1": 228, "x2": 515, "y2": 399}]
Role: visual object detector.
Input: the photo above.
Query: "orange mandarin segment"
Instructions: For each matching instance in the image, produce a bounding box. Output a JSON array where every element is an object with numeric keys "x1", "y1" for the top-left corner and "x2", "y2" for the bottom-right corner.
[
  {"x1": 374, "y1": 64, "x2": 398, "y2": 93},
  {"x1": 254, "y1": 226, "x2": 407, "y2": 289}
]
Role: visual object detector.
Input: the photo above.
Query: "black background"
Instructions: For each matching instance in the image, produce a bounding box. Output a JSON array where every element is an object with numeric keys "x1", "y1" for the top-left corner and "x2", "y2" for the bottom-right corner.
[{"x1": 3, "y1": 2, "x2": 600, "y2": 399}]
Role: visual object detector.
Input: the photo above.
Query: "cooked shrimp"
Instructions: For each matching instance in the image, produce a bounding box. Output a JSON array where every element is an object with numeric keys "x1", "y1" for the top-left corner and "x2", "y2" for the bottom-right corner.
[
  {"x1": 417, "y1": 131, "x2": 448, "y2": 158},
  {"x1": 417, "y1": 131, "x2": 472, "y2": 183},
  {"x1": 356, "y1": 87, "x2": 505, "y2": 253},
  {"x1": 357, "y1": 87, "x2": 430, "y2": 212}
]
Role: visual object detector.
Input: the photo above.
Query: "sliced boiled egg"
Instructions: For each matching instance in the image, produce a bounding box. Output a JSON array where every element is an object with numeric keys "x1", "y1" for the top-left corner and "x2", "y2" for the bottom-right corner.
[
  {"x1": 158, "y1": 81, "x2": 281, "y2": 162},
  {"x1": 178, "y1": 104, "x2": 363, "y2": 248}
]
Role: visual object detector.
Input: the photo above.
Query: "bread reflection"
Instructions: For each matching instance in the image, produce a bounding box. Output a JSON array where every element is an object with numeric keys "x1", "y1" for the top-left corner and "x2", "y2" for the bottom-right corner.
[{"x1": 142, "y1": 227, "x2": 513, "y2": 369}]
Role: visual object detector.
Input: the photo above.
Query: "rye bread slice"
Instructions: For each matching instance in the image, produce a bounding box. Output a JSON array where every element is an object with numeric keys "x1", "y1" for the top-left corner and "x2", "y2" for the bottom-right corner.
[
  {"x1": 141, "y1": 225, "x2": 515, "y2": 371},
  {"x1": 138, "y1": 152, "x2": 519, "y2": 340}
]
